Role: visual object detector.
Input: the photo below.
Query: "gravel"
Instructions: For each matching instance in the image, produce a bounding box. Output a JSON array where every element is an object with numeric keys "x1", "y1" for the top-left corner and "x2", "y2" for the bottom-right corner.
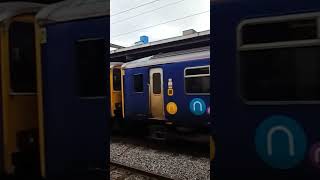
[
  {"x1": 110, "y1": 140, "x2": 210, "y2": 180},
  {"x1": 110, "y1": 165, "x2": 154, "y2": 180}
]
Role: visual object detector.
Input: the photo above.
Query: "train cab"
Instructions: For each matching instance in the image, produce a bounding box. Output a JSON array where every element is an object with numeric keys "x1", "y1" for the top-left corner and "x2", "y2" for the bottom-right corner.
[{"x1": 110, "y1": 62, "x2": 123, "y2": 120}]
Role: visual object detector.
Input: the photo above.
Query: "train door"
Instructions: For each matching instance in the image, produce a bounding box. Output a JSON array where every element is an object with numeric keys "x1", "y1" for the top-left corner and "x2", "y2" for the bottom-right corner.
[
  {"x1": 1, "y1": 16, "x2": 40, "y2": 176},
  {"x1": 149, "y1": 68, "x2": 164, "y2": 120}
]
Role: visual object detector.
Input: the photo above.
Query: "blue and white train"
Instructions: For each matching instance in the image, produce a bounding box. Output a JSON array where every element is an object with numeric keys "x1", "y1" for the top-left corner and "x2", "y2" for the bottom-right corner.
[{"x1": 111, "y1": 47, "x2": 210, "y2": 135}]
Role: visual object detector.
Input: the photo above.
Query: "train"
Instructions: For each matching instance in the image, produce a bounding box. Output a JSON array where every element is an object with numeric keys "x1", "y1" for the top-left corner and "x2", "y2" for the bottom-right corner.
[
  {"x1": 0, "y1": 1, "x2": 108, "y2": 178},
  {"x1": 110, "y1": 47, "x2": 210, "y2": 138},
  {"x1": 212, "y1": 0, "x2": 320, "y2": 177}
]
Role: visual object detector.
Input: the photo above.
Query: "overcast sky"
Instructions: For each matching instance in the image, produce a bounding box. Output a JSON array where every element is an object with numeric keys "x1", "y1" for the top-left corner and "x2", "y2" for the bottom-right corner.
[{"x1": 110, "y1": 0, "x2": 210, "y2": 48}]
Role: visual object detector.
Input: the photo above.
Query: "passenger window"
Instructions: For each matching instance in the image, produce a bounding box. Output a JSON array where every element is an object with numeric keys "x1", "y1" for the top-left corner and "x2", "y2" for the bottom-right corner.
[
  {"x1": 153, "y1": 73, "x2": 161, "y2": 94},
  {"x1": 9, "y1": 22, "x2": 36, "y2": 93},
  {"x1": 185, "y1": 66, "x2": 210, "y2": 94},
  {"x1": 76, "y1": 38, "x2": 106, "y2": 97},
  {"x1": 239, "y1": 16, "x2": 320, "y2": 102},
  {"x1": 133, "y1": 74, "x2": 143, "y2": 92},
  {"x1": 113, "y1": 68, "x2": 121, "y2": 91}
]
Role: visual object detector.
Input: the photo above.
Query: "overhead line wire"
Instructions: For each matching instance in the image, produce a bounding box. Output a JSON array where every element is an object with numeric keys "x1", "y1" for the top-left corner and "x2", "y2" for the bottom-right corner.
[
  {"x1": 111, "y1": 0, "x2": 162, "y2": 17},
  {"x1": 111, "y1": 0, "x2": 187, "y2": 25},
  {"x1": 111, "y1": 10, "x2": 209, "y2": 39}
]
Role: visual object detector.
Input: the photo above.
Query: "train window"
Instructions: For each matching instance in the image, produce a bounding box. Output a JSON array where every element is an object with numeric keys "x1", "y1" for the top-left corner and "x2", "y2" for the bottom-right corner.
[
  {"x1": 153, "y1": 73, "x2": 161, "y2": 94},
  {"x1": 113, "y1": 69, "x2": 121, "y2": 91},
  {"x1": 239, "y1": 15, "x2": 320, "y2": 102},
  {"x1": 9, "y1": 22, "x2": 36, "y2": 93},
  {"x1": 241, "y1": 18, "x2": 317, "y2": 45},
  {"x1": 185, "y1": 66, "x2": 210, "y2": 94},
  {"x1": 185, "y1": 67, "x2": 210, "y2": 76},
  {"x1": 240, "y1": 46, "x2": 320, "y2": 101},
  {"x1": 133, "y1": 74, "x2": 143, "y2": 92},
  {"x1": 76, "y1": 38, "x2": 106, "y2": 97}
]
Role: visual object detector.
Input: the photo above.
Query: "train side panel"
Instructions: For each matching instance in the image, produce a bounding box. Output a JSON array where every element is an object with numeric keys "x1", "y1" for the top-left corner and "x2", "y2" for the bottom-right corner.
[
  {"x1": 163, "y1": 59, "x2": 210, "y2": 128},
  {"x1": 212, "y1": 0, "x2": 320, "y2": 177},
  {"x1": 123, "y1": 58, "x2": 210, "y2": 130},
  {"x1": 40, "y1": 16, "x2": 108, "y2": 177}
]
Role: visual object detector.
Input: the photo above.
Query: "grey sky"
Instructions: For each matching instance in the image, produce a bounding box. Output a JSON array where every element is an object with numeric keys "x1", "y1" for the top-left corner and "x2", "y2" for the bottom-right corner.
[{"x1": 110, "y1": 0, "x2": 210, "y2": 48}]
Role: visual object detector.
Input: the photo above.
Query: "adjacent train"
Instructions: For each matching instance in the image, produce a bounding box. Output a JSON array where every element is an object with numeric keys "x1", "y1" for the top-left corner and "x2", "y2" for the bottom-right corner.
[
  {"x1": 110, "y1": 47, "x2": 210, "y2": 135},
  {"x1": 212, "y1": 0, "x2": 320, "y2": 177},
  {"x1": 0, "y1": 0, "x2": 209, "y2": 178},
  {"x1": 0, "y1": 1, "x2": 108, "y2": 178}
]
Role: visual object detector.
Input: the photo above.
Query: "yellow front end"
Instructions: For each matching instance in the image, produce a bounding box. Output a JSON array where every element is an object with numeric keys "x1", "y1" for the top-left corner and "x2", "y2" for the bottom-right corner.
[
  {"x1": 0, "y1": 15, "x2": 45, "y2": 176},
  {"x1": 110, "y1": 65, "x2": 123, "y2": 119}
]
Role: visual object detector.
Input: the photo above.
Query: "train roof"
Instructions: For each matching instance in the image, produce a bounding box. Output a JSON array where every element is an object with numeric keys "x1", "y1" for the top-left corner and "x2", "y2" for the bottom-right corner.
[
  {"x1": 36, "y1": 0, "x2": 108, "y2": 25},
  {"x1": 0, "y1": 2, "x2": 44, "y2": 22},
  {"x1": 122, "y1": 47, "x2": 210, "y2": 69}
]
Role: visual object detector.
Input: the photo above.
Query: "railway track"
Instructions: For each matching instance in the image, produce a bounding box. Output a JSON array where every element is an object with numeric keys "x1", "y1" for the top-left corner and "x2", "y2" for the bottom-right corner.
[
  {"x1": 111, "y1": 134, "x2": 209, "y2": 158},
  {"x1": 110, "y1": 135, "x2": 210, "y2": 180},
  {"x1": 110, "y1": 161, "x2": 174, "y2": 180}
]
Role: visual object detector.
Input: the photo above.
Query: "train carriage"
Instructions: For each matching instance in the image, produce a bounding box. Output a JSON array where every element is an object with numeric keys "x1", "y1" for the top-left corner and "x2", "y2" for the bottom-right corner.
[
  {"x1": 0, "y1": 1, "x2": 108, "y2": 178},
  {"x1": 0, "y1": 2, "x2": 44, "y2": 177},
  {"x1": 121, "y1": 47, "x2": 210, "y2": 134},
  {"x1": 212, "y1": 0, "x2": 320, "y2": 177},
  {"x1": 35, "y1": 0, "x2": 108, "y2": 178}
]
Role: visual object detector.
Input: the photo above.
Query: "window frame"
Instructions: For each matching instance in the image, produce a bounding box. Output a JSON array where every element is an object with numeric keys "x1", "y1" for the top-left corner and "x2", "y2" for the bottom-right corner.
[
  {"x1": 133, "y1": 73, "x2": 144, "y2": 93},
  {"x1": 184, "y1": 65, "x2": 210, "y2": 95},
  {"x1": 76, "y1": 37, "x2": 107, "y2": 99},
  {"x1": 237, "y1": 12, "x2": 320, "y2": 105}
]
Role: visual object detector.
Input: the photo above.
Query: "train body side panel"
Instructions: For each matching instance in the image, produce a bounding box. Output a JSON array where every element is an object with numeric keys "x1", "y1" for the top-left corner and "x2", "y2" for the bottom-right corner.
[
  {"x1": 163, "y1": 59, "x2": 210, "y2": 128},
  {"x1": 40, "y1": 16, "x2": 108, "y2": 177},
  {"x1": 123, "y1": 58, "x2": 210, "y2": 129}
]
